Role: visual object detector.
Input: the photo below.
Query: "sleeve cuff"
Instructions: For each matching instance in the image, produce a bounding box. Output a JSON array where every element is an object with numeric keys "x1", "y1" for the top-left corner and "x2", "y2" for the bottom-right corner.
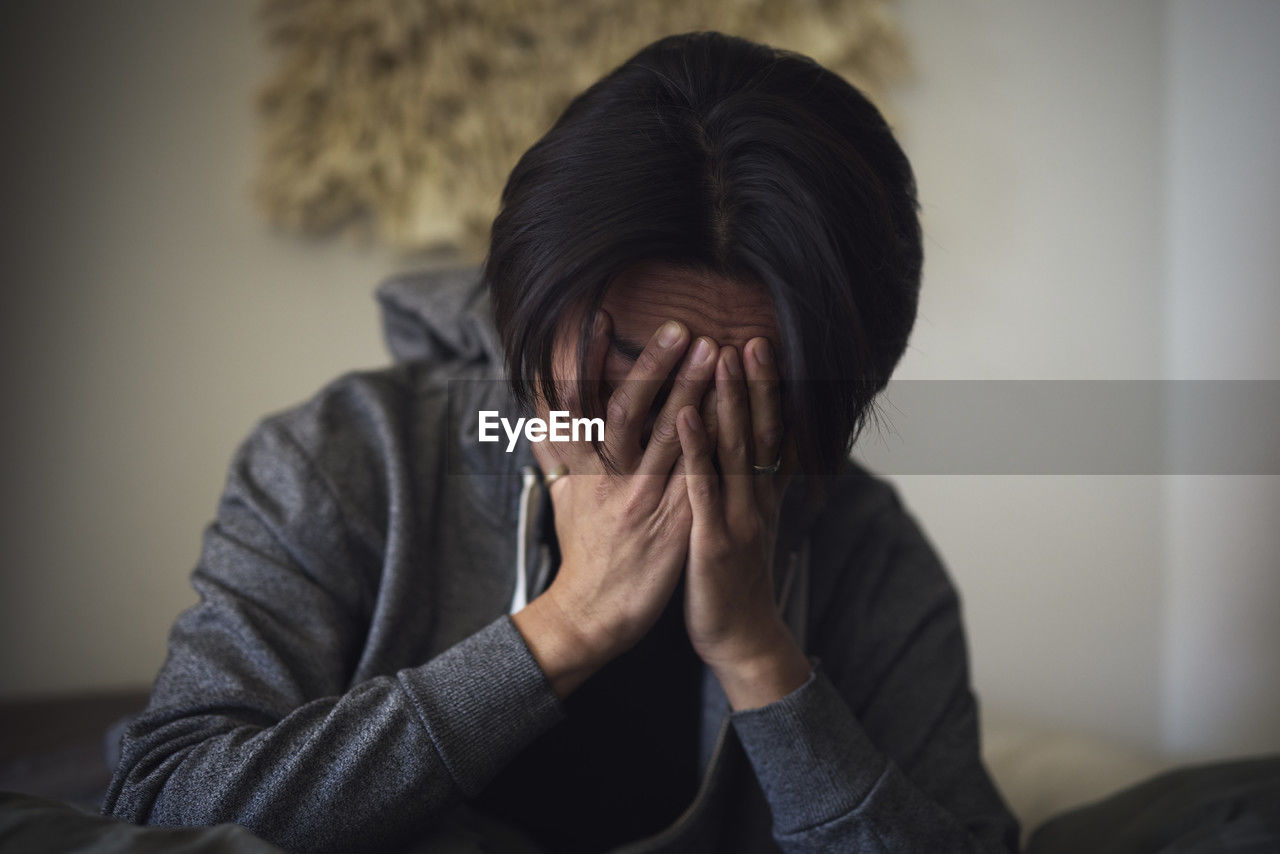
[
  {"x1": 396, "y1": 615, "x2": 566, "y2": 796},
  {"x1": 730, "y1": 661, "x2": 889, "y2": 834}
]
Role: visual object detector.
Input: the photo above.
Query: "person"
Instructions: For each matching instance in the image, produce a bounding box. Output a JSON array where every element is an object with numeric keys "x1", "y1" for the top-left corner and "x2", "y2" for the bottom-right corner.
[{"x1": 103, "y1": 31, "x2": 1020, "y2": 853}]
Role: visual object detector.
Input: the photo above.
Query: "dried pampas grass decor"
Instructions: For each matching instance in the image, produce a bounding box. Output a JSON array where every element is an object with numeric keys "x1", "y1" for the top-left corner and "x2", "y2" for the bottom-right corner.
[{"x1": 253, "y1": 0, "x2": 910, "y2": 260}]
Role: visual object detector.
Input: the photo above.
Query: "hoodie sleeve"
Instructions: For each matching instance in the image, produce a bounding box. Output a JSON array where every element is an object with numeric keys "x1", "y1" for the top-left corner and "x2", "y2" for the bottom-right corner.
[
  {"x1": 728, "y1": 488, "x2": 1020, "y2": 853},
  {"x1": 101, "y1": 411, "x2": 565, "y2": 853}
]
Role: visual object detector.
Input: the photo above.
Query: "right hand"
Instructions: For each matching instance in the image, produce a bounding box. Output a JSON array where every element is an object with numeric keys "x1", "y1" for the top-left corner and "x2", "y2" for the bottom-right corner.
[{"x1": 513, "y1": 310, "x2": 719, "y2": 697}]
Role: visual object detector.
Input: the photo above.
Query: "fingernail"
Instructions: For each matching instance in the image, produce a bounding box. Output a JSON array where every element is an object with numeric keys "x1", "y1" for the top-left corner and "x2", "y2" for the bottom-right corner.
[
  {"x1": 658, "y1": 321, "x2": 682, "y2": 348},
  {"x1": 681, "y1": 407, "x2": 700, "y2": 431},
  {"x1": 690, "y1": 337, "x2": 712, "y2": 366},
  {"x1": 724, "y1": 347, "x2": 741, "y2": 377},
  {"x1": 753, "y1": 339, "x2": 773, "y2": 366},
  {"x1": 592, "y1": 311, "x2": 606, "y2": 334}
]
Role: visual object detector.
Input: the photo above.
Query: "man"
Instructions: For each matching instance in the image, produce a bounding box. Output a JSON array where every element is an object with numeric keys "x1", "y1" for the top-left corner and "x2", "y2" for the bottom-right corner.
[{"x1": 105, "y1": 32, "x2": 1019, "y2": 853}]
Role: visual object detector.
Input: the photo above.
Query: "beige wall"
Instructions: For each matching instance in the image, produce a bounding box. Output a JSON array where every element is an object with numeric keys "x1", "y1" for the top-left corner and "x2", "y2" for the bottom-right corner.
[
  {"x1": 1160, "y1": 0, "x2": 1280, "y2": 758},
  {"x1": 889, "y1": 0, "x2": 1168, "y2": 754},
  {"x1": 1, "y1": 0, "x2": 1276, "y2": 760},
  {"x1": 0, "y1": 0, "x2": 407, "y2": 695},
  {"x1": 888, "y1": 0, "x2": 1279, "y2": 759}
]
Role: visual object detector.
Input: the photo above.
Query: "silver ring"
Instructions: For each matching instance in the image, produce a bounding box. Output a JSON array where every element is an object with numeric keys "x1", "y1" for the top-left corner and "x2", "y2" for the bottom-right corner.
[
  {"x1": 752, "y1": 456, "x2": 781, "y2": 476},
  {"x1": 543, "y1": 463, "x2": 569, "y2": 488}
]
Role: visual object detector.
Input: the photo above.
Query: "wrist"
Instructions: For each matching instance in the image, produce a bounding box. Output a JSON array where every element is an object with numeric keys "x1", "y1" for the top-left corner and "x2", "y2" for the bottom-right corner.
[
  {"x1": 706, "y1": 620, "x2": 812, "y2": 711},
  {"x1": 511, "y1": 590, "x2": 611, "y2": 699}
]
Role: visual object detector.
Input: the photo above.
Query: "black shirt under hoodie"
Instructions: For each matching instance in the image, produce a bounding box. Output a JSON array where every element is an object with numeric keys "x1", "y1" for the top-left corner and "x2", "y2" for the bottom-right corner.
[{"x1": 472, "y1": 550, "x2": 703, "y2": 852}]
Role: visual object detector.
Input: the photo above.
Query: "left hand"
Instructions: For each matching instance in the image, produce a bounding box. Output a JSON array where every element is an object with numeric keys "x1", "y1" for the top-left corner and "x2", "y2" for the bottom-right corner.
[{"x1": 676, "y1": 338, "x2": 813, "y2": 710}]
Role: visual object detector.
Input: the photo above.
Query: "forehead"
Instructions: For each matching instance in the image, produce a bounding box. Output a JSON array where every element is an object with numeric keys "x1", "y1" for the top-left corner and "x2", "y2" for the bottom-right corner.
[{"x1": 601, "y1": 261, "x2": 780, "y2": 350}]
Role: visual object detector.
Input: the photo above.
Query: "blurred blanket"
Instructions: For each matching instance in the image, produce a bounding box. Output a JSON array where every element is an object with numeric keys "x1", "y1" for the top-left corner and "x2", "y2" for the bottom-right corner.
[
  {"x1": 1028, "y1": 755, "x2": 1280, "y2": 854},
  {"x1": 0, "y1": 791, "x2": 284, "y2": 853}
]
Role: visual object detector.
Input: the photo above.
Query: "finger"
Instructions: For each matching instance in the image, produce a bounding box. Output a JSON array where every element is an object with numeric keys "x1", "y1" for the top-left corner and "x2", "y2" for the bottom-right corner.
[
  {"x1": 661, "y1": 452, "x2": 690, "y2": 513},
  {"x1": 529, "y1": 437, "x2": 573, "y2": 501},
  {"x1": 604, "y1": 321, "x2": 690, "y2": 470},
  {"x1": 699, "y1": 384, "x2": 719, "y2": 452},
  {"x1": 670, "y1": 454, "x2": 687, "y2": 478},
  {"x1": 714, "y1": 347, "x2": 753, "y2": 520},
  {"x1": 636, "y1": 336, "x2": 719, "y2": 477},
  {"x1": 660, "y1": 458, "x2": 691, "y2": 530},
  {"x1": 676, "y1": 405, "x2": 721, "y2": 520},
  {"x1": 744, "y1": 337, "x2": 783, "y2": 503},
  {"x1": 661, "y1": 452, "x2": 690, "y2": 508},
  {"x1": 529, "y1": 435, "x2": 568, "y2": 475}
]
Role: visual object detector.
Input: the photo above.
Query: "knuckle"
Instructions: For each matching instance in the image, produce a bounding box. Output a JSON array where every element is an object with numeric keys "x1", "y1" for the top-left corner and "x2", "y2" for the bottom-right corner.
[
  {"x1": 647, "y1": 503, "x2": 675, "y2": 538},
  {"x1": 650, "y1": 418, "x2": 679, "y2": 446},
  {"x1": 620, "y1": 490, "x2": 649, "y2": 522},
  {"x1": 673, "y1": 371, "x2": 702, "y2": 397},
  {"x1": 636, "y1": 346, "x2": 666, "y2": 376}
]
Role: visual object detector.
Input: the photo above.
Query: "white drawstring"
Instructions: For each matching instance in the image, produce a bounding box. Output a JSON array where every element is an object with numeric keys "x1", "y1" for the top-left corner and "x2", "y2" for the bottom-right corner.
[{"x1": 509, "y1": 465, "x2": 542, "y2": 615}]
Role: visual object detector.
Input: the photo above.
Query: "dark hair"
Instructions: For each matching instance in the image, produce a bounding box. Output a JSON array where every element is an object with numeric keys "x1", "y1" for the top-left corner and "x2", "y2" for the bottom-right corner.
[{"x1": 484, "y1": 31, "x2": 922, "y2": 477}]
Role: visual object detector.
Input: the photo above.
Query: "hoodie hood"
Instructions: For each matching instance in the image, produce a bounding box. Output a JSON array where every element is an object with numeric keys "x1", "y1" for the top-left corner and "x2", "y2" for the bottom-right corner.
[
  {"x1": 375, "y1": 265, "x2": 504, "y2": 370},
  {"x1": 376, "y1": 264, "x2": 540, "y2": 534}
]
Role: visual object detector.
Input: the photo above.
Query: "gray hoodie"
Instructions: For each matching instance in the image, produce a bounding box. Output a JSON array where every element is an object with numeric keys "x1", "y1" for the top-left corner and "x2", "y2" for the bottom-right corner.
[{"x1": 102, "y1": 268, "x2": 1019, "y2": 853}]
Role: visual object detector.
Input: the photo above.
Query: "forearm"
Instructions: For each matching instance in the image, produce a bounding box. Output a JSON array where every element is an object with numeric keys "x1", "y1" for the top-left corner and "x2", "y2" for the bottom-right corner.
[
  {"x1": 731, "y1": 666, "x2": 1018, "y2": 853},
  {"x1": 105, "y1": 617, "x2": 564, "y2": 852}
]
